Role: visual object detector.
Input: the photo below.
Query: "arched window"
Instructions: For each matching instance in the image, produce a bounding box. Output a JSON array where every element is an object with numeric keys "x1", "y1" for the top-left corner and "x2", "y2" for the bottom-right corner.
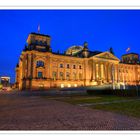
[
  {"x1": 36, "y1": 60, "x2": 44, "y2": 67},
  {"x1": 38, "y1": 72, "x2": 43, "y2": 78},
  {"x1": 67, "y1": 64, "x2": 70, "y2": 69},
  {"x1": 44, "y1": 41, "x2": 47, "y2": 45},
  {"x1": 73, "y1": 65, "x2": 76, "y2": 69},
  {"x1": 52, "y1": 71, "x2": 57, "y2": 80},
  {"x1": 40, "y1": 41, "x2": 43, "y2": 45},
  {"x1": 66, "y1": 72, "x2": 70, "y2": 80},
  {"x1": 79, "y1": 73, "x2": 82, "y2": 80},
  {"x1": 35, "y1": 40, "x2": 38, "y2": 45},
  {"x1": 60, "y1": 72, "x2": 64, "y2": 80},
  {"x1": 73, "y1": 72, "x2": 76, "y2": 80},
  {"x1": 60, "y1": 64, "x2": 63, "y2": 68}
]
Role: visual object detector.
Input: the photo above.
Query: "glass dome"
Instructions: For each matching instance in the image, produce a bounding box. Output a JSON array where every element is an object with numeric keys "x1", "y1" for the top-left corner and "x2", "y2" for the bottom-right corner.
[{"x1": 65, "y1": 45, "x2": 83, "y2": 55}]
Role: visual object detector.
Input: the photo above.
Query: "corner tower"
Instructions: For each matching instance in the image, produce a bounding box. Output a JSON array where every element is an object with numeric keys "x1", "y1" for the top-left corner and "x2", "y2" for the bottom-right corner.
[{"x1": 25, "y1": 32, "x2": 52, "y2": 52}]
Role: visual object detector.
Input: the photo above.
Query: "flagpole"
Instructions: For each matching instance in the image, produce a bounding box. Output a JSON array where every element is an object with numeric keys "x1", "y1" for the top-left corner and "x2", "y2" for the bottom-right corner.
[
  {"x1": 126, "y1": 47, "x2": 130, "y2": 53},
  {"x1": 38, "y1": 24, "x2": 40, "y2": 33}
]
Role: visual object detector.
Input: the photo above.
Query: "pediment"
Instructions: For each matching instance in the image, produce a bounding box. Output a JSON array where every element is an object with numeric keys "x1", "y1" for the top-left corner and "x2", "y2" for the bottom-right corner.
[{"x1": 94, "y1": 51, "x2": 120, "y2": 61}]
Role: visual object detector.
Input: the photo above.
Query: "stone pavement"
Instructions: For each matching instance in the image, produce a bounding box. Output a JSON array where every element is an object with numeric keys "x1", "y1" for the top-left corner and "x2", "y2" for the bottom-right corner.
[{"x1": 0, "y1": 93, "x2": 140, "y2": 130}]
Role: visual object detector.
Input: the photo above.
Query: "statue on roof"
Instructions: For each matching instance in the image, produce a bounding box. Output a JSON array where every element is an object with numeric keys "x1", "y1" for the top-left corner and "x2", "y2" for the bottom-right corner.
[{"x1": 109, "y1": 47, "x2": 114, "y2": 55}]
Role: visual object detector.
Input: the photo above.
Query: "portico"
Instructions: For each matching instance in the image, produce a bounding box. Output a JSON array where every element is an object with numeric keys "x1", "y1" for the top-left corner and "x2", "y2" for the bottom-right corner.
[{"x1": 89, "y1": 52, "x2": 120, "y2": 85}]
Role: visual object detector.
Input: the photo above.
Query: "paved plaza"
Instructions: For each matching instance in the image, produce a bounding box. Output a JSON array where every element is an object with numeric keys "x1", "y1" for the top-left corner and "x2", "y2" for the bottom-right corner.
[{"x1": 0, "y1": 91, "x2": 140, "y2": 130}]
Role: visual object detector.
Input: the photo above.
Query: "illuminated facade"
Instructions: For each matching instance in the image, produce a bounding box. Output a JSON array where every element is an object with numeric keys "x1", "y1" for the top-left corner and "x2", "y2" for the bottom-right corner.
[{"x1": 15, "y1": 32, "x2": 140, "y2": 90}]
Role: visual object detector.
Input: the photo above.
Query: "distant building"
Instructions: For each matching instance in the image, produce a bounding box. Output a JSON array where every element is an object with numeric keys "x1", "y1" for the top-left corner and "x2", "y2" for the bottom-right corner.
[
  {"x1": 0, "y1": 76, "x2": 10, "y2": 87},
  {"x1": 15, "y1": 32, "x2": 140, "y2": 90},
  {"x1": 121, "y1": 53, "x2": 140, "y2": 64}
]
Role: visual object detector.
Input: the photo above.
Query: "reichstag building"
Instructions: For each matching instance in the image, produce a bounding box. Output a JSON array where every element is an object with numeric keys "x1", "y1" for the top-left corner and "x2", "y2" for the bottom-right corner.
[{"x1": 15, "y1": 32, "x2": 140, "y2": 90}]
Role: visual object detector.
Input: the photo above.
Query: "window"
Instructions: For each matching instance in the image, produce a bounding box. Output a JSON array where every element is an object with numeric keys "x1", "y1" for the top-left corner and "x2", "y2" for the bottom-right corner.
[
  {"x1": 52, "y1": 72, "x2": 57, "y2": 80},
  {"x1": 73, "y1": 72, "x2": 76, "y2": 80},
  {"x1": 60, "y1": 64, "x2": 63, "y2": 68},
  {"x1": 60, "y1": 72, "x2": 64, "y2": 80},
  {"x1": 44, "y1": 41, "x2": 47, "y2": 45},
  {"x1": 38, "y1": 72, "x2": 43, "y2": 78},
  {"x1": 35, "y1": 40, "x2": 38, "y2": 44},
  {"x1": 36, "y1": 61, "x2": 44, "y2": 67},
  {"x1": 66, "y1": 72, "x2": 70, "y2": 80},
  {"x1": 40, "y1": 41, "x2": 43, "y2": 45},
  {"x1": 79, "y1": 73, "x2": 82, "y2": 80},
  {"x1": 79, "y1": 65, "x2": 82, "y2": 69},
  {"x1": 73, "y1": 65, "x2": 76, "y2": 69},
  {"x1": 67, "y1": 64, "x2": 70, "y2": 69}
]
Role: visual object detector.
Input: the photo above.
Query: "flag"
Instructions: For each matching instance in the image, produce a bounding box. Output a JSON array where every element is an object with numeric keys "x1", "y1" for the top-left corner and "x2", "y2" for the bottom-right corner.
[
  {"x1": 126, "y1": 47, "x2": 130, "y2": 52},
  {"x1": 37, "y1": 24, "x2": 40, "y2": 33}
]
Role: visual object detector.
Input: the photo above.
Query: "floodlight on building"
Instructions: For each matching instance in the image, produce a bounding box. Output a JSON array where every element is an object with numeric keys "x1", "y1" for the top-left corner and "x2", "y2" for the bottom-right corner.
[
  {"x1": 68, "y1": 84, "x2": 71, "y2": 88},
  {"x1": 60, "y1": 84, "x2": 64, "y2": 88},
  {"x1": 74, "y1": 84, "x2": 77, "y2": 87}
]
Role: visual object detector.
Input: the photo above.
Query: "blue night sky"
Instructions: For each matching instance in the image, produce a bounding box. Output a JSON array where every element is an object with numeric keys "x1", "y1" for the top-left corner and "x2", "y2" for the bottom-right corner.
[{"x1": 0, "y1": 10, "x2": 140, "y2": 83}]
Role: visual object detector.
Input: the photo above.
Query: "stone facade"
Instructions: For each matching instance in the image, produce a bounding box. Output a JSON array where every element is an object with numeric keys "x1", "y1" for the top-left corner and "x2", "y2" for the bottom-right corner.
[{"x1": 15, "y1": 32, "x2": 140, "y2": 90}]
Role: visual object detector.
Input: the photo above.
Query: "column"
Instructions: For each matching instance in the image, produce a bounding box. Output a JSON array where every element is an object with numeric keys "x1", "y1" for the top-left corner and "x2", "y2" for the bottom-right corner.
[
  {"x1": 49, "y1": 57, "x2": 52, "y2": 79},
  {"x1": 84, "y1": 60, "x2": 89, "y2": 86},
  {"x1": 70, "y1": 63, "x2": 73, "y2": 81},
  {"x1": 64, "y1": 62, "x2": 66, "y2": 80},
  {"x1": 108, "y1": 63, "x2": 111, "y2": 82},
  {"x1": 104, "y1": 63, "x2": 107, "y2": 82},
  {"x1": 92, "y1": 61, "x2": 96, "y2": 81},
  {"x1": 110, "y1": 64, "x2": 113, "y2": 83},
  {"x1": 32, "y1": 55, "x2": 36, "y2": 79},
  {"x1": 100, "y1": 63, "x2": 103, "y2": 79},
  {"x1": 57, "y1": 61, "x2": 59, "y2": 80},
  {"x1": 114, "y1": 64, "x2": 117, "y2": 82},
  {"x1": 27, "y1": 54, "x2": 31, "y2": 78},
  {"x1": 101, "y1": 63, "x2": 104, "y2": 80},
  {"x1": 117, "y1": 65, "x2": 120, "y2": 82},
  {"x1": 98, "y1": 63, "x2": 101, "y2": 80},
  {"x1": 106, "y1": 63, "x2": 108, "y2": 82},
  {"x1": 96, "y1": 63, "x2": 99, "y2": 80},
  {"x1": 108, "y1": 63, "x2": 110, "y2": 82},
  {"x1": 112, "y1": 64, "x2": 115, "y2": 83}
]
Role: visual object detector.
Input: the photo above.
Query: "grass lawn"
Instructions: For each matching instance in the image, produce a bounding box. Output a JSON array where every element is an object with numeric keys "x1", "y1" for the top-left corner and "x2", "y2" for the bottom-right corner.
[
  {"x1": 91, "y1": 100, "x2": 140, "y2": 118},
  {"x1": 48, "y1": 94, "x2": 140, "y2": 118},
  {"x1": 51, "y1": 95, "x2": 137, "y2": 104}
]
